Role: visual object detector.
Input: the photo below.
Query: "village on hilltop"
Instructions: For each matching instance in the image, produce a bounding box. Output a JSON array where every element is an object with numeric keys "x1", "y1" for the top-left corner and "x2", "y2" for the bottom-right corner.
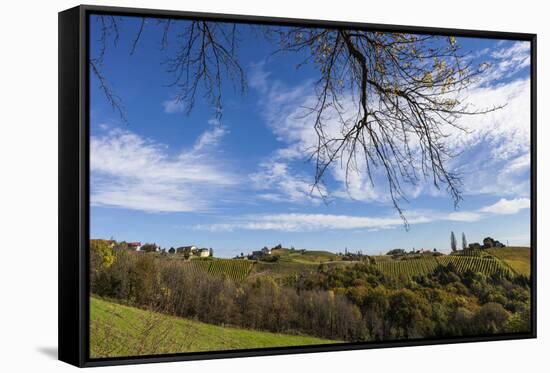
[
  {"x1": 92, "y1": 233, "x2": 508, "y2": 262},
  {"x1": 92, "y1": 240, "x2": 213, "y2": 258}
]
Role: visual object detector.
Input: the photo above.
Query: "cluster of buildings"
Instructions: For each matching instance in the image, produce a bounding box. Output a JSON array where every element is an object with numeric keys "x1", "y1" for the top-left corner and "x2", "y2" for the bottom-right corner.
[
  {"x1": 169, "y1": 245, "x2": 211, "y2": 258},
  {"x1": 127, "y1": 242, "x2": 142, "y2": 250},
  {"x1": 468, "y1": 236, "x2": 506, "y2": 250},
  {"x1": 234, "y1": 246, "x2": 273, "y2": 260},
  {"x1": 249, "y1": 246, "x2": 272, "y2": 260},
  {"x1": 96, "y1": 240, "x2": 212, "y2": 257}
]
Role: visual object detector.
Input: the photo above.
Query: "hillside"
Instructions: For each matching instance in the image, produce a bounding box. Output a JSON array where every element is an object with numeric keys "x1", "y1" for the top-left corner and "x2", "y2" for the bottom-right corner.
[
  {"x1": 271, "y1": 248, "x2": 343, "y2": 263},
  {"x1": 179, "y1": 258, "x2": 255, "y2": 281},
  {"x1": 258, "y1": 248, "x2": 525, "y2": 280},
  {"x1": 254, "y1": 248, "x2": 353, "y2": 278},
  {"x1": 90, "y1": 297, "x2": 339, "y2": 358},
  {"x1": 157, "y1": 247, "x2": 530, "y2": 282},
  {"x1": 373, "y1": 255, "x2": 514, "y2": 280},
  {"x1": 486, "y1": 247, "x2": 531, "y2": 276}
]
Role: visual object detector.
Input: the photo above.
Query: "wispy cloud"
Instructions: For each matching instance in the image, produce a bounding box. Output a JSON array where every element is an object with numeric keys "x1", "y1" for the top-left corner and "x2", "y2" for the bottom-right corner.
[
  {"x1": 488, "y1": 41, "x2": 530, "y2": 79},
  {"x1": 192, "y1": 197, "x2": 530, "y2": 232},
  {"x1": 450, "y1": 78, "x2": 531, "y2": 198},
  {"x1": 91, "y1": 124, "x2": 236, "y2": 213},
  {"x1": 445, "y1": 198, "x2": 528, "y2": 221},
  {"x1": 250, "y1": 161, "x2": 325, "y2": 204},
  {"x1": 194, "y1": 119, "x2": 226, "y2": 151},
  {"x1": 248, "y1": 45, "x2": 531, "y2": 206},
  {"x1": 162, "y1": 98, "x2": 185, "y2": 114},
  {"x1": 480, "y1": 197, "x2": 530, "y2": 215},
  {"x1": 248, "y1": 61, "x2": 272, "y2": 93},
  {"x1": 446, "y1": 211, "x2": 483, "y2": 222},
  {"x1": 193, "y1": 212, "x2": 426, "y2": 232}
]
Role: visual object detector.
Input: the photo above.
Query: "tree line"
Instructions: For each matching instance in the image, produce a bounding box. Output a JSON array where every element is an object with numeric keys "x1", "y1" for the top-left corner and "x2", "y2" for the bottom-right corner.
[{"x1": 91, "y1": 241, "x2": 531, "y2": 343}]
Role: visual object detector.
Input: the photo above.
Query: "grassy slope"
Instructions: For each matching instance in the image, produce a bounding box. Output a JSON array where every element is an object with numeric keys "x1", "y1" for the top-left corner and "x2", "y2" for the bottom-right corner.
[
  {"x1": 486, "y1": 247, "x2": 531, "y2": 276},
  {"x1": 272, "y1": 248, "x2": 342, "y2": 263},
  {"x1": 255, "y1": 252, "x2": 353, "y2": 279},
  {"x1": 90, "y1": 297, "x2": 339, "y2": 358}
]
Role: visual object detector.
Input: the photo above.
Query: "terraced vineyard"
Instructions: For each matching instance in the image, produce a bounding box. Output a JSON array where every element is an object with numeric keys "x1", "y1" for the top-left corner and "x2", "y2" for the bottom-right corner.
[
  {"x1": 182, "y1": 259, "x2": 255, "y2": 281},
  {"x1": 436, "y1": 256, "x2": 512, "y2": 276},
  {"x1": 374, "y1": 255, "x2": 513, "y2": 280},
  {"x1": 176, "y1": 249, "x2": 519, "y2": 282},
  {"x1": 375, "y1": 257, "x2": 439, "y2": 279}
]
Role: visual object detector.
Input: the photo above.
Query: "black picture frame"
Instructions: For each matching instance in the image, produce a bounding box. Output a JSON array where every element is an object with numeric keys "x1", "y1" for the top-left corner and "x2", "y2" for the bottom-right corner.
[{"x1": 58, "y1": 4, "x2": 537, "y2": 368}]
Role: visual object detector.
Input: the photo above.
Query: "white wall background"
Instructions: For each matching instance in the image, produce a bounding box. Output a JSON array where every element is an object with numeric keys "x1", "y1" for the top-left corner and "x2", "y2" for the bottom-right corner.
[{"x1": 0, "y1": 0, "x2": 546, "y2": 371}]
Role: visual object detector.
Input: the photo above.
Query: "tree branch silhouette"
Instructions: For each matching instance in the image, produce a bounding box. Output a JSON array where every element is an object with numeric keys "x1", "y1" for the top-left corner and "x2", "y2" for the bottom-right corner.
[{"x1": 90, "y1": 17, "x2": 503, "y2": 224}]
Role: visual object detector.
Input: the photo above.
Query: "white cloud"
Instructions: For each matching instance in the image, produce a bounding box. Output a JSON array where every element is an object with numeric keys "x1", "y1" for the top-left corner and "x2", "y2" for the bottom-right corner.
[
  {"x1": 91, "y1": 125, "x2": 236, "y2": 213},
  {"x1": 250, "y1": 161, "x2": 325, "y2": 203},
  {"x1": 444, "y1": 197, "x2": 530, "y2": 224},
  {"x1": 447, "y1": 211, "x2": 483, "y2": 222},
  {"x1": 193, "y1": 212, "x2": 428, "y2": 232},
  {"x1": 248, "y1": 43, "x2": 531, "y2": 206},
  {"x1": 449, "y1": 78, "x2": 531, "y2": 198},
  {"x1": 162, "y1": 98, "x2": 185, "y2": 114},
  {"x1": 193, "y1": 122, "x2": 226, "y2": 151},
  {"x1": 247, "y1": 75, "x2": 421, "y2": 204},
  {"x1": 491, "y1": 41, "x2": 530, "y2": 60},
  {"x1": 486, "y1": 41, "x2": 531, "y2": 81},
  {"x1": 480, "y1": 197, "x2": 530, "y2": 215},
  {"x1": 447, "y1": 198, "x2": 530, "y2": 223},
  {"x1": 248, "y1": 61, "x2": 271, "y2": 93},
  {"x1": 192, "y1": 197, "x2": 530, "y2": 233},
  {"x1": 447, "y1": 78, "x2": 530, "y2": 153}
]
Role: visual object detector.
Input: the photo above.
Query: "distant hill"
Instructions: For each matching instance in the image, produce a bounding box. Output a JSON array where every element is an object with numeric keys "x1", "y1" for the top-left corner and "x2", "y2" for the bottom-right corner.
[
  {"x1": 90, "y1": 297, "x2": 340, "y2": 358},
  {"x1": 373, "y1": 255, "x2": 514, "y2": 280},
  {"x1": 156, "y1": 247, "x2": 530, "y2": 282},
  {"x1": 271, "y1": 248, "x2": 343, "y2": 263}
]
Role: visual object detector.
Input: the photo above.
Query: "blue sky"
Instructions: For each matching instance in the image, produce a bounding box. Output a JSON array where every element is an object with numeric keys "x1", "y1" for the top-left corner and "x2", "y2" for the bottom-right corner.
[{"x1": 89, "y1": 15, "x2": 531, "y2": 257}]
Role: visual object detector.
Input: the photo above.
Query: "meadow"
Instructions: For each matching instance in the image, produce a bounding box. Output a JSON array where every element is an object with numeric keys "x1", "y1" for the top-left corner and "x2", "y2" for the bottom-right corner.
[{"x1": 90, "y1": 297, "x2": 338, "y2": 358}]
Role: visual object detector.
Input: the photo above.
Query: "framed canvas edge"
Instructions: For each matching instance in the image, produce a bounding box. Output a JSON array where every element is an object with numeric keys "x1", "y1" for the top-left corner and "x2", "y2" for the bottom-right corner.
[
  {"x1": 59, "y1": 5, "x2": 86, "y2": 368},
  {"x1": 58, "y1": 4, "x2": 538, "y2": 368}
]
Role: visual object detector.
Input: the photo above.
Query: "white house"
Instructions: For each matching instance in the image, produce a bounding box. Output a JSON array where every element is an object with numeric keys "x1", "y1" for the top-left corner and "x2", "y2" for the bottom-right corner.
[
  {"x1": 128, "y1": 242, "x2": 142, "y2": 251},
  {"x1": 198, "y1": 248, "x2": 210, "y2": 257}
]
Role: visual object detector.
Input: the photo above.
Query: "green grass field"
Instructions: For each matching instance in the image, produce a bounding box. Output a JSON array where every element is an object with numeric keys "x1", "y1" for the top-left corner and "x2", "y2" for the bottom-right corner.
[
  {"x1": 486, "y1": 247, "x2": 531, "y2": 276},
  {"x1": 90, "y1": 297, "x2": 339, "y2": 358}
]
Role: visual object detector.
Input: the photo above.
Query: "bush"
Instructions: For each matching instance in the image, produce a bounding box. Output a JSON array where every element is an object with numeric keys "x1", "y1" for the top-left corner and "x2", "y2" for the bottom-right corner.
[
  {"x1": 474, "y1": 302, "x2": 510, "y2": 334},
  {"x1": 260, "y1": 255, "x2": 279, "y2": 263}
]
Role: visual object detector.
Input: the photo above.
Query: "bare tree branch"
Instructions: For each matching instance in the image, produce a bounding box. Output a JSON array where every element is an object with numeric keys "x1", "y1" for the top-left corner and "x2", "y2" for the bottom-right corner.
[
  {"x1": 129, "y1": 18, "x2": 146, "y2": 55},
  {"x1": 269, "y1": 27, "x2": 502, "y2": 224},
  {"x1": 90, "y1": 18, "x2": 503, "y2": 224}
]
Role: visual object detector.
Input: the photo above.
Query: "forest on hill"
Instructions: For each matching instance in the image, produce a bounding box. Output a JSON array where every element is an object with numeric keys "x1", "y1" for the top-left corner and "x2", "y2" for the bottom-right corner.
[{"x1": 90, "y1": 240, "x2": 531, "y2": 355}]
